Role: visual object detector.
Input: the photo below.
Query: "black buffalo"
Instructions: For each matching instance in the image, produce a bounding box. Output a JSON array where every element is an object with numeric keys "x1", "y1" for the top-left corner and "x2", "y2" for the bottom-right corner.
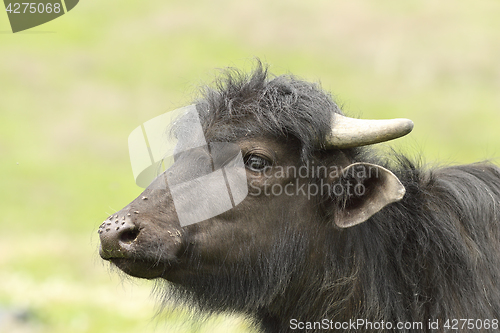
[{"x1": 99, "y1": 63, "x2": 500, "y2": 332}]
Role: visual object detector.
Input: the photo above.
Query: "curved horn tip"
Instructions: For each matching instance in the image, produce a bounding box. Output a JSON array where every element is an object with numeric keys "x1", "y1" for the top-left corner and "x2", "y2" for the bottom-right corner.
[{"x1": 397, "y1": 118, "x2": 414, "y2": 134}]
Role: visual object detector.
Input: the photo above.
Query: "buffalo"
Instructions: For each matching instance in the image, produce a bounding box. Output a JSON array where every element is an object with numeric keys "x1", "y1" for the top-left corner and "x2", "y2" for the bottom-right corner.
[{"x1": 98, "y1": 63, "x2": 500, "y2": 332}]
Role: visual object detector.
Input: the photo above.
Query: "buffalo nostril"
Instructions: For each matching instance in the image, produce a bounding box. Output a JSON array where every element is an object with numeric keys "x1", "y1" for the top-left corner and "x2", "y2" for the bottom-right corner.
[
  {"x1": 99, "y1": 217, "x2": 139, "y2": 259},
  {"x1": 119, "y1": 229, "x2": 139, "y2": 243}
]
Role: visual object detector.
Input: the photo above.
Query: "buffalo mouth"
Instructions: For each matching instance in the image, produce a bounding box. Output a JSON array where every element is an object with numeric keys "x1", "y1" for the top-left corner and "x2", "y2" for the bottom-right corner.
[
  {"x1": 99, "y1": 244, "x2": 180, "y2": 279},
  {"x1": 107, "y1": 257, "x2": 177, "y2": 279}
]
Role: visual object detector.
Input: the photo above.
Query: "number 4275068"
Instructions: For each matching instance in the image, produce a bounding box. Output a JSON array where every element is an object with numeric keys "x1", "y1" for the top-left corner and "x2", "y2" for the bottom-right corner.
[{"x1": 6, "y1": 2, "x2": 62, "y2": 14}]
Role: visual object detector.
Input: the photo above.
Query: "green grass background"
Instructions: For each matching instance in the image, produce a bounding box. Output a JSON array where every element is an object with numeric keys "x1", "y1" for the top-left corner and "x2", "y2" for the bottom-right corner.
[{"x1": 1, "y1": 0, "x2": 499, "y2": 332}]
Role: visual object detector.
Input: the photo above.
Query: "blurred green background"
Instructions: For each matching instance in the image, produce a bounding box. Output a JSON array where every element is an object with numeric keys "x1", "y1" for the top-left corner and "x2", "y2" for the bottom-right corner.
[{"x1": 1, "y1": 0, "x2": 499, "y2": 332}]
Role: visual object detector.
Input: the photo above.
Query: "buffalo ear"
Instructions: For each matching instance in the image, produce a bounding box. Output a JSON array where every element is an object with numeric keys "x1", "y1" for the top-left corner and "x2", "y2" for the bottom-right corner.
[{"x1": 333, "y1": 163, "x2": 405, "y2": 228}]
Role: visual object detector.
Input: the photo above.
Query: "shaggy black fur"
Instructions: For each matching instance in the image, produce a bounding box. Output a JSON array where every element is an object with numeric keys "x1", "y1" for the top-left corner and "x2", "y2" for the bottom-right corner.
[
  {"x1": 153, "y1": 63, "x2": 500, "y2": 332},
  {"x1": 195, "y1": 62, "x2": 344, "y2": 160}
]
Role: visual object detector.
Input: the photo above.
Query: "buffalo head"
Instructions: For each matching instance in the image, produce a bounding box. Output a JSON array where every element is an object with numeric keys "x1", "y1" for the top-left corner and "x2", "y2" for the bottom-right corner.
[{"x1": 98, "y1": 64, "x2": 413, "y2": 322}]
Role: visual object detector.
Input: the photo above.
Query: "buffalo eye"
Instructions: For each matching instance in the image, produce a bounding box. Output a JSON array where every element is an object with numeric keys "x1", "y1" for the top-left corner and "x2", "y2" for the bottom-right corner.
[{"x1": 244, "y1": 155, "x2": 272, "y2": 172}]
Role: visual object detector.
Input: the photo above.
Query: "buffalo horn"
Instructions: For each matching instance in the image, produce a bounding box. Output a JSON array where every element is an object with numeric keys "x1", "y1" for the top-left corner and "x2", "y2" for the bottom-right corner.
[{"x1": 326, "y1": 113, "x2": 414, "y2": 148}]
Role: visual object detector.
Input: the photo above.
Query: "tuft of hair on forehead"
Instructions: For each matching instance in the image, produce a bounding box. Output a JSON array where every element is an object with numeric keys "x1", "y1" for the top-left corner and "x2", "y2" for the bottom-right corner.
[{"x1": 195, "y1": 61, "x2": 344, "y2": 159}]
